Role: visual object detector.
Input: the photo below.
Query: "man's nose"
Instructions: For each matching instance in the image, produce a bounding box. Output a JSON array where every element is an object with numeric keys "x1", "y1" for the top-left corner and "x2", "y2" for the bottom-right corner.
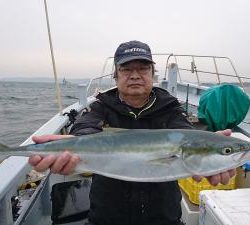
[{"x1": 130, "y1": 69, "x2": 141, "y2": 78}]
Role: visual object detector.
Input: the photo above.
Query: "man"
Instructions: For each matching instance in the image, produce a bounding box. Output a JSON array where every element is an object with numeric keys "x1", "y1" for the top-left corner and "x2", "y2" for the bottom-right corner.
[{"x1": 29, "y1": 40, "x2": 235, "y2": 225}]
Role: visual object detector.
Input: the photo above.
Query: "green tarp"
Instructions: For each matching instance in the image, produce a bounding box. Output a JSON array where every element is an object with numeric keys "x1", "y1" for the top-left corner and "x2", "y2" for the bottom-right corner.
[{"x1": 198, "y1": 84, "x2": 250, "y2": 131}]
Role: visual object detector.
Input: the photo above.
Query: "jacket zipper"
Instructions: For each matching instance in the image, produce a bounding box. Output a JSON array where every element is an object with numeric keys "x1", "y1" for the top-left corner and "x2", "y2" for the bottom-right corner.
[{"x1": 128, "y1": 96, "x2": 156, "y2": 120}]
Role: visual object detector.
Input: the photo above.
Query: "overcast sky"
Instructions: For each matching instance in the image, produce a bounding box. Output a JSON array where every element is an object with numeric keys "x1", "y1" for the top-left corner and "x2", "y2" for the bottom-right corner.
[{"x1": 0, "y1": 0, "x2": 250, "y2": 79}]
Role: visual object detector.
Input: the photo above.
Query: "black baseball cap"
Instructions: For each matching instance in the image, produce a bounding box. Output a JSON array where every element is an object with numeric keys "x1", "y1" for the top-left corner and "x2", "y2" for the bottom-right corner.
[{"x1": 114, "y1": 40, "x2": 155, "y2": 65}]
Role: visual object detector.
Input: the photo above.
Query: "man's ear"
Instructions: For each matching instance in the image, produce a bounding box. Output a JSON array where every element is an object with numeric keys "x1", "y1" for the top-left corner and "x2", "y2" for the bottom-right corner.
[
  {"x1": 113, "y1": 68, "x2": 118, "y2": 81},
  {"x1": 115, "y1": 77, "x2": 118, "y2": 84}
]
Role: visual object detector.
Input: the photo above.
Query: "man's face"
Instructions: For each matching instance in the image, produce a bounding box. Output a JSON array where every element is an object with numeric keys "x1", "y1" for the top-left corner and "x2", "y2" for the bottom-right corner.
[{"x1": 116, "y1": 60, "x2": 154, "y2": 97}]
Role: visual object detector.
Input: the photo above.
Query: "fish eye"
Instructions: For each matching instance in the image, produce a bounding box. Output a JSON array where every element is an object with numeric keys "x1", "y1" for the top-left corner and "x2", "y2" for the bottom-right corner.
[{"x1": 222, "y1": 147, "x2": 233, "y2": 155}]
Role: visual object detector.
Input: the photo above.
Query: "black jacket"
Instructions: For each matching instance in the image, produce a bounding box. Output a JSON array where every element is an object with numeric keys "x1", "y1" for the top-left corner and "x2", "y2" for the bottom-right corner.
[{"x1": 70, "y1": 87, "x2": 193, "y2": 225}]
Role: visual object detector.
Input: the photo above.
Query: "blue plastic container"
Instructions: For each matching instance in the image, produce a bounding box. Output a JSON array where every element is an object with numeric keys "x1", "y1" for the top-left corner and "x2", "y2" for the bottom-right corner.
[{"x1": 242, "y1": 162, "x2": 250, "y2": 171}]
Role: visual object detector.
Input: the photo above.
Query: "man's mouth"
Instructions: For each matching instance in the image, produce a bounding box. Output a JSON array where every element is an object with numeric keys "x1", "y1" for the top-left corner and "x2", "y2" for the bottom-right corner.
[{"x1": 128, "y1": 84, "x2": 143, "y2": 87}]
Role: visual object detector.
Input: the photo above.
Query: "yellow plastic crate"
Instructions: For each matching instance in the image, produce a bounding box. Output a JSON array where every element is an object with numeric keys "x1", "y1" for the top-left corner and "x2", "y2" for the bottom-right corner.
[{"x1": 178, "y1": 176, "x2": 235, "y2": 205}]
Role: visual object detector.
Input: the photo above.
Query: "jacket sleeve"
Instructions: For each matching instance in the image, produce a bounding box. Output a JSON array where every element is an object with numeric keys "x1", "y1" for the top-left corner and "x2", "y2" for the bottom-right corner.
[
  {"x1": 167, "y1": 105, "x2": 194, "y2": 129},
  {"x1": 69, "y1": 101, "x2": 105, "y2": 136}
]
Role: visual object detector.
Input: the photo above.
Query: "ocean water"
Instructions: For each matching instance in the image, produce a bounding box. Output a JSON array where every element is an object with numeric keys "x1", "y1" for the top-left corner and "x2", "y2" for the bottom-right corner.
[
  {"x1": 0, "y1": 81, "x2": 79, "y2": 147},
  {"x1": 0, "y1": 81, "x2": 249, "y2": 147}
]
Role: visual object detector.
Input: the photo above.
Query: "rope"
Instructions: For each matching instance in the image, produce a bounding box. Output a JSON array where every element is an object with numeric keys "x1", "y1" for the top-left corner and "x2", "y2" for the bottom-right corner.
[{"x1": 43, "y1": 0, "x2": 63, "y2": 115}]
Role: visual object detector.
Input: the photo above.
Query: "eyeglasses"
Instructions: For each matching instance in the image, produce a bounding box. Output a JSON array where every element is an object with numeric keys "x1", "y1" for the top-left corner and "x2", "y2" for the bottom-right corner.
[{"x1": 118, "y1": 65, "x2": 151, "y2": 76}]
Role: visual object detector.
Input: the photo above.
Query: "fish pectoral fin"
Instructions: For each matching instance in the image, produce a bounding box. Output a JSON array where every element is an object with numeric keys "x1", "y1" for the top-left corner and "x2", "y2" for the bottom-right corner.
[{"x1": 148, "y1": 154, "x2": 179, "y2": 165}]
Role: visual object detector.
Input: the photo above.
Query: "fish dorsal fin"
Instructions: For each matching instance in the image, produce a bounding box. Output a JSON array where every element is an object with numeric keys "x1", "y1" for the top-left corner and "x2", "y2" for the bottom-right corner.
[{"x1": 102, "y1": 127, "x2": 128, "y2": 133}]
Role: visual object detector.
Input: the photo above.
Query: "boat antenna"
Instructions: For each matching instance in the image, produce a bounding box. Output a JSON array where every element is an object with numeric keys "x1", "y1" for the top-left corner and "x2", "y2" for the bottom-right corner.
[{"x1": 43, "y1": 0, "x2": 63, "y2": 115}]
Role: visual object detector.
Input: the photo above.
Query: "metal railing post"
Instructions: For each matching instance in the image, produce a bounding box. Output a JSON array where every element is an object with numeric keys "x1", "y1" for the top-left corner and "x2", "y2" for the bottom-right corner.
[
  {"x1": 192, "y1": 56, "x2": 200, "y2": 85},
  {"x1": 213, "y1": 57, "x2": 221, "y2": 84},
  {"x1": 228, "y1": 58, "x2": 245, "y2": 91},
  {"x1": 77, "y1": 83, "x2": 88, "y2": 106},
  {"x1": 167, "y1": 63, "x2": 178, "y2": 97},
  {"x1": 174, "y1": 56, "x2": 182, "y2": 82}
]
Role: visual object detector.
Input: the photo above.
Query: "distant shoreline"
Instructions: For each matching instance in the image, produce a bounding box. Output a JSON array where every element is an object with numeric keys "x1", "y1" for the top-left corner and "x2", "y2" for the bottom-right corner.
[
  {"x1": 0, "y1": 77, "x2": 90, "y2": 84},
  {"x1": 1, "y1": 78, "x2": 249, "y2": 86}
]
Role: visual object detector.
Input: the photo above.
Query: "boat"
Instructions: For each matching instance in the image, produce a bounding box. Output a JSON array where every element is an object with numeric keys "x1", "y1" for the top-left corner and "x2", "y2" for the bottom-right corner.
[{"x1": 0, "y1": 53, "x2": 250, "y2": 225}]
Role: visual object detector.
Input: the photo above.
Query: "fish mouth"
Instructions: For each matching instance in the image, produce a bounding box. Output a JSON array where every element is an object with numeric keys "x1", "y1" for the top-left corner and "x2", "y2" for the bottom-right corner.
[
  {"x1": 232, "y1": 151, "x2": 250, "y2": 164},
  {"x1": 181, "y1": 152, "x2": 244, "y2": 176}
]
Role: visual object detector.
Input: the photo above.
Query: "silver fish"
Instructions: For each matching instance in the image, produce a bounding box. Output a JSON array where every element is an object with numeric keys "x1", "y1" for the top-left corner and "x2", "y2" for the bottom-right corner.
[{"x1": 1, "y1": 129, "x2": 250, "y2": 182}]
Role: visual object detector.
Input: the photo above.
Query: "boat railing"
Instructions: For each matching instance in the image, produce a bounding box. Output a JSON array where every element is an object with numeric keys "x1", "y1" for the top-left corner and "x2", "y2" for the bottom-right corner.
[
  {"x1": 165, "y1": 54, "x2": 250, "y2": 91},
  {"x1": 86, "y1": 73, "x2": 116, "y2": 97},
  {"x1": 91, "y1": 54, "x2": 250, "y2": 93}
]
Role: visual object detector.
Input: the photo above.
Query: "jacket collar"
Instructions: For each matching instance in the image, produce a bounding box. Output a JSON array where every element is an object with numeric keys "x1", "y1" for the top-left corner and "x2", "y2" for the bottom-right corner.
[{"x1": 96, "y1": 87, "x2": 179, "y2": 117}]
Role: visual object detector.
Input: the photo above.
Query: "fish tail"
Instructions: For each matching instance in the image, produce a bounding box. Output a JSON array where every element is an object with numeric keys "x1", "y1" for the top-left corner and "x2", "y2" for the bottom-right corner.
[
  {"x1": 0, "y1": 143, "x2": 11, "y2": 151},
  {"x1": 0, "y1": 143, "x2": 12, "y2": 161}
]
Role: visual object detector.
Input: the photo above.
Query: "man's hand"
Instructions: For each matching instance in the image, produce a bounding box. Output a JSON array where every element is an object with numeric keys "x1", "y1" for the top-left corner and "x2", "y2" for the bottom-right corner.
[
  {"x1": 192, "y1": 129, "x2": 236, "y2": 186},
  {"x1": 28, "y1": 135, "x2": 80, "y2": 175}
]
